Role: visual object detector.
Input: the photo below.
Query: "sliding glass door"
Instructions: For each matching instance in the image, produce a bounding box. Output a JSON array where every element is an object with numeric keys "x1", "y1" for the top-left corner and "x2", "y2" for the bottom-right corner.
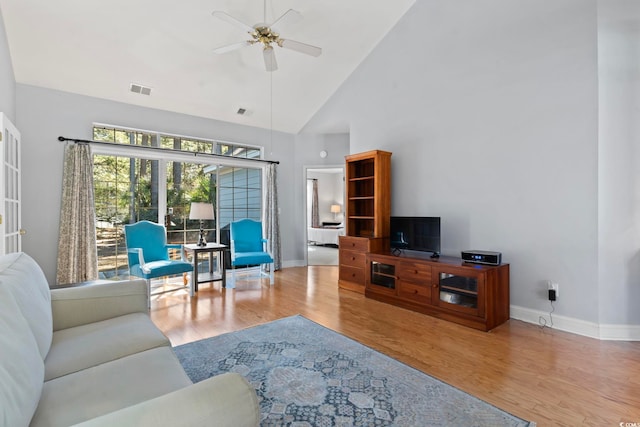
[
  {"x1": 93, "y1": 156, "x2": 262, "y2": 278},
  {"x1": 93, "y1": 154, "x2": 147, "y2": 278}
]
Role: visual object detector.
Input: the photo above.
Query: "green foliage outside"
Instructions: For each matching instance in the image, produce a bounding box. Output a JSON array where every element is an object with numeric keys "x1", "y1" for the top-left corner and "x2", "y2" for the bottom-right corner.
[{"x1": 93, "y1": 128, "x2": 217, "y2": 226}]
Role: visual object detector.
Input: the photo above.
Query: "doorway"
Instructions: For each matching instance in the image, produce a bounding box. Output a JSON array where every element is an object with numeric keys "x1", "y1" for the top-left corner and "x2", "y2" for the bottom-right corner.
[{"x1": 305, "y1": 167, "x2": 345, "y2": 266}]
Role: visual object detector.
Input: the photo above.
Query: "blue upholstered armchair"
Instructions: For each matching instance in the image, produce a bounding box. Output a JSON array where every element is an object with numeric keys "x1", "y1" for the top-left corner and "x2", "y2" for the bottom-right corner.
[
  {"x1": 229, "y1": 219, "x2": 274, "y2": 288},
  {"x1": 124, "y1": 220, "x2": 193, "y2": 303}
]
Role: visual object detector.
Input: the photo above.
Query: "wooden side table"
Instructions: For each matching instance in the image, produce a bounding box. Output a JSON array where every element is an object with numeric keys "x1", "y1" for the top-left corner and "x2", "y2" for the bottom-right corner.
[{"x1": 183, "y1": 243, "x2": 228, "y2": 292}]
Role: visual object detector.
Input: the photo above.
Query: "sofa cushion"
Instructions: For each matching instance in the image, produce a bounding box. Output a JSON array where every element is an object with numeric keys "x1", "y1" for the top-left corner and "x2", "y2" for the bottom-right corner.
[
  {"x1": 31, "y1": 347, "x2": 191, "y2": 427},
  {"x1": 50, "y1": 279, "x2": 148, "y2": 331},
  {"x1": 71, "y1": 373, "x2": 260, "y2": 427},
  {"x1": 45, "y1": 312, "x2": 171, "y2": 381},
  {"x1": 0, "y1": 252, "x2": 52, "y2": 359},
  {"x1": 0, "y1": 286, "x2": 45, "y2": 427}
]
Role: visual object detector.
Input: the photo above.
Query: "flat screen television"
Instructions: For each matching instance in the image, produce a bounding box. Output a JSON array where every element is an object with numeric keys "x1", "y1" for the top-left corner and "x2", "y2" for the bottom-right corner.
[{"x1": 390, "y1": 216, "x2": 441, "y2": 257}]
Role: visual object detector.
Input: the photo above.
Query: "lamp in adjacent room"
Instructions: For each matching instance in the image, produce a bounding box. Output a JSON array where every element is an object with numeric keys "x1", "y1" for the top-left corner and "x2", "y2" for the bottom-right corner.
[
  {"x1": 330, "y1": 204, "x2": 341, "y2": 221},
  {"x1": 189, "y1": 202, "x2": 215, "y2": 246}
]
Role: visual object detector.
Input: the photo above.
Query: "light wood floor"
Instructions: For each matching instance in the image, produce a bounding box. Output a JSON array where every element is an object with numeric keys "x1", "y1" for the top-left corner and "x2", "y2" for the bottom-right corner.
[{"x1": 151, "y1": 266, "x2": 640, "y2": 426}]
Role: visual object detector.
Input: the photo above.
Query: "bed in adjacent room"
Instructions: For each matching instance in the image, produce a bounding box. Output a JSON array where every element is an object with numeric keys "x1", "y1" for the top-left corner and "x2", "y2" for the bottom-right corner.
[{"x1": 307, "y1": 226, "x2": 345, "y2": 246}]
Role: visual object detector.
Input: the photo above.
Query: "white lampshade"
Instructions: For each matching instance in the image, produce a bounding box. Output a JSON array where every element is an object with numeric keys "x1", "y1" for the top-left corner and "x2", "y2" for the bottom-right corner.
[
  {"x1": 330, "y1": 204, "x2": 341, "y2": 214},
  {"x1": 189, "y1": 202, "x2": 215, "y2": 220}
]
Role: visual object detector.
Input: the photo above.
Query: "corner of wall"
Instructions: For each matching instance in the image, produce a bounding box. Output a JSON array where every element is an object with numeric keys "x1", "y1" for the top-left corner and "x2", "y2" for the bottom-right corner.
[{"x1": 510, "y1": 305, "x2": 640, "y2": 341}]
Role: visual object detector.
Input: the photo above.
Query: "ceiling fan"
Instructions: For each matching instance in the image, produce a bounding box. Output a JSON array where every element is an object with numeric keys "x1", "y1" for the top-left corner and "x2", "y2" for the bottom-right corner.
[{"x1": 211, "y1": 2, "x2": 322, "y2": 72}]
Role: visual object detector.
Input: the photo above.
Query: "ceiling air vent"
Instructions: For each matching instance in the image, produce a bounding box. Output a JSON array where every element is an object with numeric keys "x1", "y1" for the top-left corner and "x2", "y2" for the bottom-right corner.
[
  {"x1": 130, "y1": 83, "x2": 152, "y2": 96},
  {"x1": 237, "y1": 108, "x2": 247, "y2": 115}
]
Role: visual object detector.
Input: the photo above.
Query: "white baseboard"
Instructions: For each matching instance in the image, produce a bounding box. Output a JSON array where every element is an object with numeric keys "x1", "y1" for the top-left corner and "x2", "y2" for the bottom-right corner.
[
  {"x1": 598, "y1": 323, "x2": 640, "y2": 341},
  {"x1": 510, "y1": 305, "x2": 640, "y2": 341},
  {"x1": 281, "y1": 259, "x2": 306, "y2": 268}
]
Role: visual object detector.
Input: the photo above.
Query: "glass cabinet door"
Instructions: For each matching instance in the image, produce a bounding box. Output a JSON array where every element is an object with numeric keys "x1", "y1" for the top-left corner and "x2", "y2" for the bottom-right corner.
[
  {"x1": 435, "y1": 268, "x2": 485, "y2": 316},
  {"x1": 370, "y1": 261, "x2": 396, "y2": 289}
]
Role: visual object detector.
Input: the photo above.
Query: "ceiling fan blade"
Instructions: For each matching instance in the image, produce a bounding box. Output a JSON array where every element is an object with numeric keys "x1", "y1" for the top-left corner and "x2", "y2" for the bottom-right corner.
[
  {"x1": 279, "y1": 39, "x2": 322, "y2": 57},
  {"x1": 212, "y1": 41, "x2": 252, "y2": 54},
  {"x1": 269, "y1": 9, "x2": 303, "y2": 32},
  {"x1": 263, "y1": 46, "x2": 278, "y2": 72},
  {"x1": 212, "y1": 11, "x2": 254, "y2": 34}
]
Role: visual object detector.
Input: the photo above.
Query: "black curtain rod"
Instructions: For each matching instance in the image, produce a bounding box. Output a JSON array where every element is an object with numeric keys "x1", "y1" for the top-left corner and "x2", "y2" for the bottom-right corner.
[{"x1": 57, "y1": 136, "x2": 280, "y2": 165}]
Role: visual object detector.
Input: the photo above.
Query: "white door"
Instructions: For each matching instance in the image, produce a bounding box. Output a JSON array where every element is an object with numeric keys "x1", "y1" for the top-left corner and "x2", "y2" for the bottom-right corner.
[{"x1": 0, "y1": 113, "x2": 22, "y2": 254}]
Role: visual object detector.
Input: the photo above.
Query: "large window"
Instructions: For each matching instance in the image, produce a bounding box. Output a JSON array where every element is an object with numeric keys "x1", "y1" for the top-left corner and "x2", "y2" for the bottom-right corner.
[{"x1": 92, "y1": 125, "x2": 262, "y2": 278}]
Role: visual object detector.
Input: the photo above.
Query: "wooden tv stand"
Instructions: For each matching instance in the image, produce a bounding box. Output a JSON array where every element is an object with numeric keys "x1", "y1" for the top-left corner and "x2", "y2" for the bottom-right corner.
[{"x1": 365, "y1": 251, "x2": 510, "y2": 331}]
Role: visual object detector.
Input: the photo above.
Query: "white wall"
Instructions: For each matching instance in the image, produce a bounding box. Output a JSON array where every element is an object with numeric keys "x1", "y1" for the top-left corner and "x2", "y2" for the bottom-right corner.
[
  {"x1": 597, "y1": 0, "x2": 640, "y2": 326},
  {"x1": 0, "y1": 6, "x2": 15, "y2": 120},
  {"x1": 305, "y1": 0, "x2": 603, "y2": 324},
  {"x1": 329, "y1": 173, "x2": 345, "y2": 223},
  {"x1": 15, "y1": 84, "x2": 297, "y2": 284}
]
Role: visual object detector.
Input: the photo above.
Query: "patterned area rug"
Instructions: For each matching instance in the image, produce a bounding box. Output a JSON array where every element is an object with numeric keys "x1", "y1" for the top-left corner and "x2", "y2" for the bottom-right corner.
[{"x1": 174, "y1": 315, "x2": 534, "y2": 426}]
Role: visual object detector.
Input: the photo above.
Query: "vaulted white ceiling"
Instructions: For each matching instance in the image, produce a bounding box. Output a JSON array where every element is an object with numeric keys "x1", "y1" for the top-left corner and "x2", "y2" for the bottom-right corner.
[{"x1": 0, "y1": 0, "x2": 414, "y2": 134}]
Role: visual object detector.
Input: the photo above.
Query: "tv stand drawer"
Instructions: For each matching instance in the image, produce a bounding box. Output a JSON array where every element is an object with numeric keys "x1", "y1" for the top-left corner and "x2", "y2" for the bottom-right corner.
[
  {"x1": 398, "y1": 281, "x2": 432, "y2": 304},
  {"x1": 397, "y1": 262, "x2": 431, "y2": 283},
  {"x1": 339, "y1": 236, "x2": 369, "y2": 252},
  {"x1": 339, "y1": 250, "x2": 365, "y2": 267},
  {"x1": 339, "y1": 265, "x2": 365, "y2": 285}
]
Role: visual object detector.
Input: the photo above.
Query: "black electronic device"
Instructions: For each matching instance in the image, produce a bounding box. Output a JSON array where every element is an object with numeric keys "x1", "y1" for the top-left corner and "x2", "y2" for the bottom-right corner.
[
  {"x1": 390, "y1": 216, "x2": 441, "y2": 257},
  {"x1": 461, "y1": 250, "x2": 502, "y2": 266}
]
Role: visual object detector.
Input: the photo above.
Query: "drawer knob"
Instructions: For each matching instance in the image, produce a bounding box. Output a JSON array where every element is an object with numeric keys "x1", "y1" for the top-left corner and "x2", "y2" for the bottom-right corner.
[{"x1": 351, "y1": 257, "x2": 356, "y2": 261}]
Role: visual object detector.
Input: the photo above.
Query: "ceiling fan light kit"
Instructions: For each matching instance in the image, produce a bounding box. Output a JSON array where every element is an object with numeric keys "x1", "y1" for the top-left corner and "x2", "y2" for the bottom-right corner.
[
  {"x1": 212, "y1": 5, "x2": 322, "y2": 72},
  {"x1": 263, "y1": 45, "x2": 278, "y2": 71}
]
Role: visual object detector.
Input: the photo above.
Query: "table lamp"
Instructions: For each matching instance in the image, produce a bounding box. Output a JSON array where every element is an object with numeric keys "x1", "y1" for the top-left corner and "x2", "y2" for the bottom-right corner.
[
  {"x1": 189, "y1": 202, "x2": 215, "y2": 246},
  {"x1": 330, "y1": 204, "x2": 341, "y2": 221}
]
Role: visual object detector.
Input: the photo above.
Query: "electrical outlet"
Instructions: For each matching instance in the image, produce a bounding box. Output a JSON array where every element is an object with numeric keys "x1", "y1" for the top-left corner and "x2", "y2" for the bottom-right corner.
[{"x1": 547, "y1": 281, "x2": 559, "y2": 300}]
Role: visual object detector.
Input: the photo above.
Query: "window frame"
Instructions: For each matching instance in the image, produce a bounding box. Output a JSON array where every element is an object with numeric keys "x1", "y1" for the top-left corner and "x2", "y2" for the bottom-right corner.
[{"x1": 91, "y1": 123, "x2": 267, "y2": 224}]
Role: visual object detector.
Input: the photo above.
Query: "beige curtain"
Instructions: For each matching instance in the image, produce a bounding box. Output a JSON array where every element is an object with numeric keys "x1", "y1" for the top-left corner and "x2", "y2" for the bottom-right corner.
[
  {"x1": 56, "y1": 143, "x2": 98, "y2": 285},
  {"x1": 311, "y1": 179, "x2": 319, "y2": 228},
  {"x1": 264, "y1": 163, "x2": 281, "y2": 270}
]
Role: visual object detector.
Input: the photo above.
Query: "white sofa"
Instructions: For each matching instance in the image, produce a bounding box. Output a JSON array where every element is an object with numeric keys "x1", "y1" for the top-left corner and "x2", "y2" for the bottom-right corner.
[{"x1": 0, "y1": 252, "x2": 260, "y2": 427}]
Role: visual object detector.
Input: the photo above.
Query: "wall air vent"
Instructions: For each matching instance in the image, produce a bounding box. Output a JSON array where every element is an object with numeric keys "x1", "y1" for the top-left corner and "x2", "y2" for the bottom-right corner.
[{"x1": 130, "y1": 83, "x2": 152, "y2": 96}]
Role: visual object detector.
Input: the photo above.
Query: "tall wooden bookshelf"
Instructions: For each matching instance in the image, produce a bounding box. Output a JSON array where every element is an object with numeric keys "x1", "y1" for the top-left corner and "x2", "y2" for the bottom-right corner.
[{"x1": 338, "y1": 150, "x2": 392, "y2": 293}]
